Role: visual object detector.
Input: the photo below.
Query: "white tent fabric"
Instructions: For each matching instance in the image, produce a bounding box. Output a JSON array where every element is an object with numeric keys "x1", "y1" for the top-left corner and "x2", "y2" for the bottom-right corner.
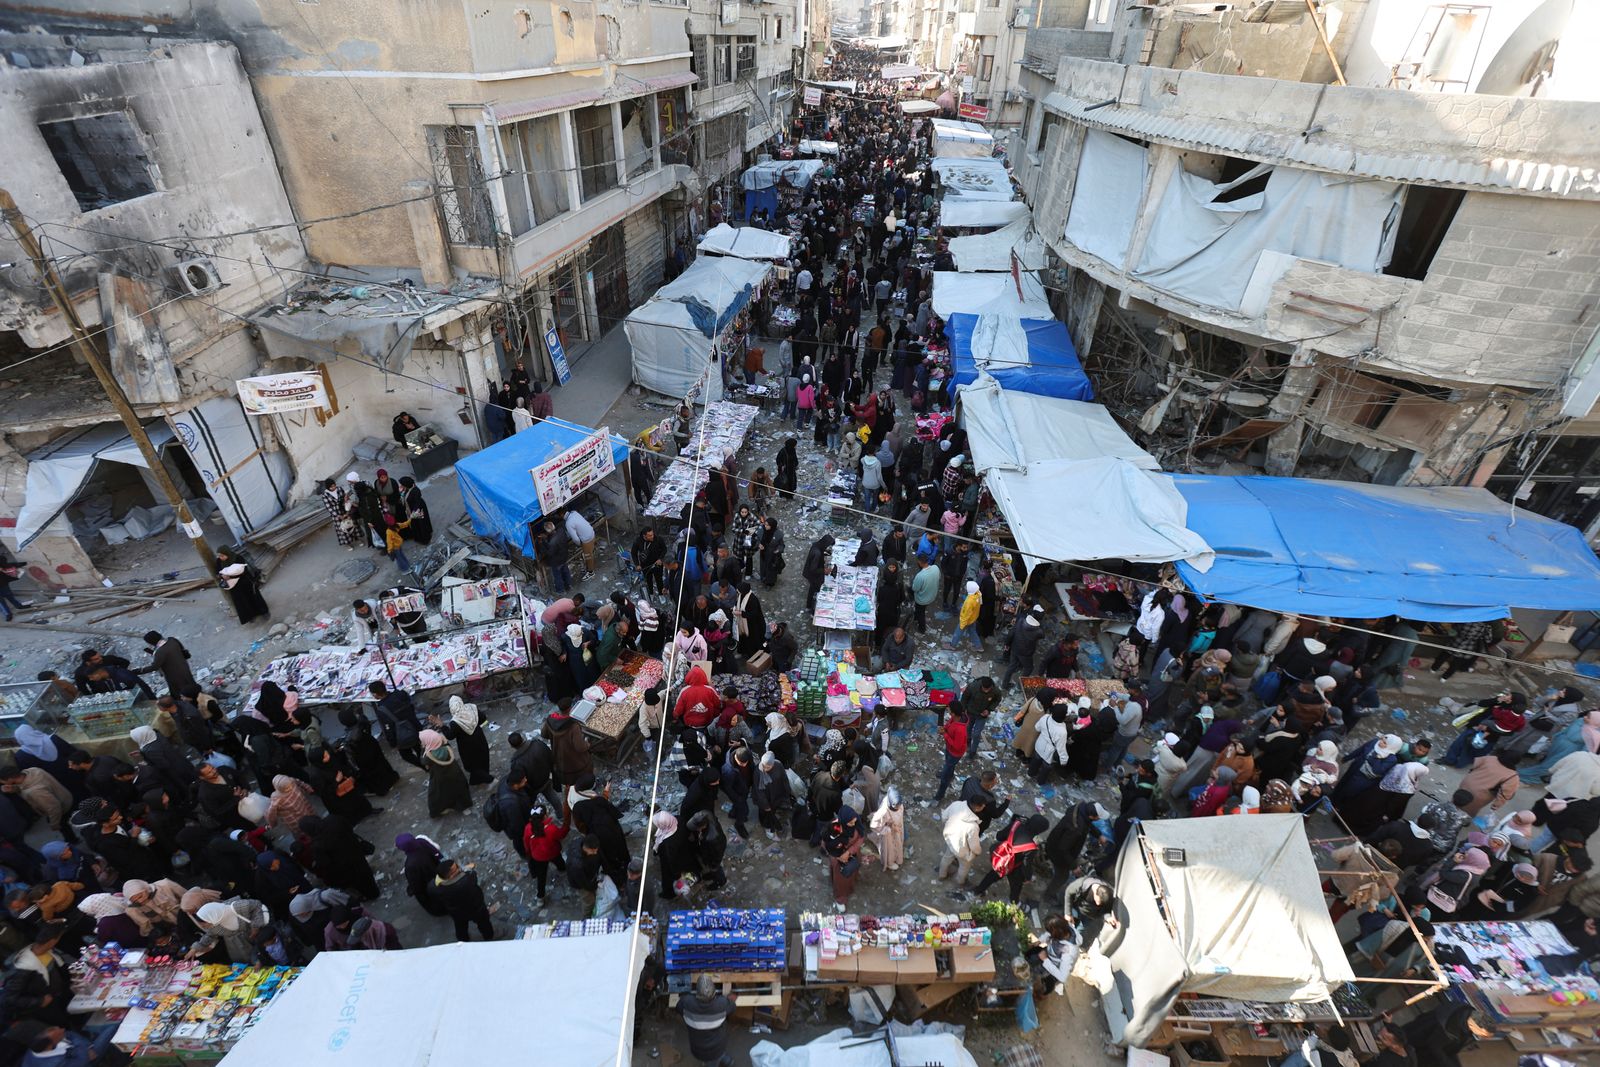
[
  {"x1": 797, "y1": 139, "x2": 840, "y2": 156},
  {"x1": 626, "y1": 256, "x2": 772, "y2": 401},
  {"x1": 741, "y1": 158, "x2": 825, "y2": 191},
  {"x1": 948, "y1": 218, "x2": 1047, "y2": 272},
  {"x1": 930, "y1": 271, "x2": 1053, "y2": 319},
  {"x1": 939, "y1": 199, "x2": 1029, "y2": 229},
  {"x1": 881, "y1": 64, "x2": 923, "y2": 80},
  {"x1": 1098, "y1": 816, "x2": 1356, "y2": 1046},
  {"x1": 959, "y1": 375, "x2": 1158, "y2": 474},
  {"x1": 219, "y1": 932, "x2": 646, "y2": 1067},
  {"x1": 808, "y1": 79, "x2": 858, "y2": 92},
  {"x1": 752, "y1": 1027, "x2": 978, "y2": 1067},
  {"x1": 697, "y1": 223, "x2": 794, "y2": 261},
  {"x1": 900, "y1": 99, "x2": 941, "y2": 115},
  {"x1": 1064, "y1": 129, "x2": 1149, "y2": 268},
  {"x1": 1132, "y1": 164, "x2": 1403, "y2": 311},
  {"x1": 987, "y1": 459, "x2": 1213, "y2": 568},
  {"x1": 930, "y1": 118, "x2": 994, "y2": 159},
  {"x1": 930, "y1": 157, "x2": 1014, "y2": 201},
  {"x1": 12, "y1": 420, "x2": 176, "y2": 549}
]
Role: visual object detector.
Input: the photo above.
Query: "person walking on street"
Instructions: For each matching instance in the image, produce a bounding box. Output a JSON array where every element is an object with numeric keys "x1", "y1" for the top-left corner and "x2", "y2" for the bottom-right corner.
[
  {"x1": 432, "y1": 857, "x2": 495, "y2": 941},
  {"x1": 934, "y1": 707, "x2": 971, "y2": 802}
]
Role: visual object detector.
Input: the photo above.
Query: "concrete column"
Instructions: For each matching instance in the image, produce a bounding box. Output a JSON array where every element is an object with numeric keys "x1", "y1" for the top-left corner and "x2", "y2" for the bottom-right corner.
[
  {"x1": 402, "y1": 180, "x2": 452, "y2": 285},
  {"x1": 650, "y1": 95, "x2": 663, "y2": 169},
  {"x1": 611, "y1": 102, "x2": 627, "y2": 186},
  {"x1": 560, "y1": 112, "x2": 584, "y2": 206},
  {"x1": 1263, "y1": 356, "x2": 1319, "y2": 476}
]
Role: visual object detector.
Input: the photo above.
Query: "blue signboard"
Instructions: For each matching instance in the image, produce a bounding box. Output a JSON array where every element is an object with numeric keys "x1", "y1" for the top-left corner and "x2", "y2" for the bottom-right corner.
[{"x1": 545, "y1": 323, "x2": 571, "y2": 385}]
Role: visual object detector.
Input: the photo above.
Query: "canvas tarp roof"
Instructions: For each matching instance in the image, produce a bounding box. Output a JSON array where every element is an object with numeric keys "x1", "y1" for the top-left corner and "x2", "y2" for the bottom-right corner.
[
  {"x1": 11, "y1": 420, "x2": 176, "y2": 549},
  {"x1": 697, "y1": 223, "x2": 794, "y2": 261},
  {"x1": 1099, "y1": 815, "x2": 1354, "y2": 1046},
  {"x1": 798, "y1": 139, "x2": 841, "y2": 156},
  {"x1": 752, "y1": 1027, "x2": 978, "y2": 1067},
  {"x1": 741, "y1": 158, "x2": 825, "y2": 191},
  {"x1": 948, "y1": 218, "x2": 1047, "y2": 272},
  {"x1": 959, "y1": 375, "x2": 1157, "y2": 474},
  {"x1": 900, "y1": 99, "x2": 941, "y2": 115},
  {"x1": 945, "y1": 313, "x2": 1092, "y2": 400},
  {"x1": 931, "y1": 271, "x2": 1052, "y2": 319},
  {"x1": 456, "y1": 417, "x2": 629, "y2": 557},
  {"x1": 626, "y1": 255, "x2": 771, "y2": 400},
  {"x1": 218, "y1": 932, "x2": 645, "y2": 1067},
  {"x1": 1168, "y1": 474, "x2": 1600, "y2": 621},
  {"x1": 939, "y1": 199, "x2": 1030, "y2": 229},
  {"x1": 931, "y1": 118, "x2": 994, "y2": 159},
  {"x1": 930, "y1": 157, "x2": 1014, "y2": 201}
]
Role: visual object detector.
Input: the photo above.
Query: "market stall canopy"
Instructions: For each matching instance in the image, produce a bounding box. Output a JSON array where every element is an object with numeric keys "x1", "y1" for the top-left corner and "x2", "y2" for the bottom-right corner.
[
  {"x1": 456, "y1": 417, "x2": 629, "y2": 557},
  {"x1": 857, "y1": 34, "x2": 910, "y2": 49},
  {"x1": 626, "y1": 255, "x2": 772, "y2": 400},
  {"x1": 880, "y1": 63, "x2": 923, "y2": 80},
  {"x1": 959, "y1": 375, "x2": 1156, "y2": 474},
  {"x1": 930, "y1": 157, "x2": 1015, "y2": 202},
  {"x1": 946, "y1": 314, "x2": 1091, "y2": 400},
  {"x1": 797, "y1": 139, "x2": 841, "y2": 157},
  {"x1": 930, "y1": 118, "x2": 994, "y2": 159},
  {"x1": 900, "y1": 99, "x2": 942, "y2": 115},
  {"x1": 948, "y1": 218, "x2": 1047, "y2": 272},
  {"x1": 741, "y1": 158, "x2": 826, "y2": 191},
  {"x1": 1100, "y1": 816, "x2": 1354, "y2": 1047},
  {"x1": 218, "y1": 931, "x2": 646, "y2": 1067},
  {"x1": 806, "y1": 79, "x2": 859, "y2": 93},
  {"x1": 697, "y1": 223, "x2": 795, "y2": 261},
  {"x1": 1168, "y1": 474, "x2": 1600, "y2": 621},
  {"x1": 12, "y1": 420, "x2": 175, "y2": 549},
  {"x1": 939, "y1": 199, "x2": 1030, "y2": 229},
  {"x1": 931, "y1": 271, "x2": 1052, "y2": 319}
]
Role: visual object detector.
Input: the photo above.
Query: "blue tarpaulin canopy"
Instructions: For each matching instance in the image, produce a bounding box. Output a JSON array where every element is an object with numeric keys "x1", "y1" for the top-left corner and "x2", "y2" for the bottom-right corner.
[
  {"x1": 946, "y1": 313, "x2": 1093, "y2": 400},
  {"x1": 456, "y1": 419, "x2": 629, "y2": 558},
  {"x1": 1168, "y1": 474, "x2": 1600, "y2": 621}
]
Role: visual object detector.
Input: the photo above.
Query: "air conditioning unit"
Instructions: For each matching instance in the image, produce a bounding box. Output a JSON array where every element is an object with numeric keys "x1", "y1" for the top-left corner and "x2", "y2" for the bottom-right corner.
[{"x1": 173, "y1": 257, "x2": 221, "y2": 296}]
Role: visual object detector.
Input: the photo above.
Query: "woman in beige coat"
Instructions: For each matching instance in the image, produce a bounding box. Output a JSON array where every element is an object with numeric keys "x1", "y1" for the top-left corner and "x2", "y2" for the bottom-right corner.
[
  {"x1": 868, "y1": 789, "x2": 905, "y2": 871},
  {"x1": 0, "y1": 765, "x2": 73, "y2": 833},
  {"x1": 1011, "y1": 695, "x2": 1049, "y2": 760}
]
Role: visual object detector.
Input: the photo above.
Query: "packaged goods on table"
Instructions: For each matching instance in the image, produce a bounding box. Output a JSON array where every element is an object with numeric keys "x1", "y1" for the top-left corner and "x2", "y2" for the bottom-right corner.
[{"x1": 666, "y1": 908, "x2": 786, "y2": 973}]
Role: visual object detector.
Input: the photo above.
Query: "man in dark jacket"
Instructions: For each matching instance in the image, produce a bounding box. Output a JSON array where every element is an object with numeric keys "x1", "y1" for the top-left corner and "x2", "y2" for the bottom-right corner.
[
  {"x1": 1, "y1": 922, "x2": 74, "y2": 1028},
  {"x1": 1002, "y1": 606, "x2": 1048, "y2": 689},
  {"x1": 367, "y1": 682, "x2": 422, "y2": 767},
  {"x1": 138, "y1": 631, "x2": 196, "y2": 697},
  {"x1": 1042, "y1": 801, "x2": 1109, "y2": 902},
  {"x1": 679, "y1": 974, "x2": 734, "y2": 1067},
  {"x1": 874, "y1": 561, "x2": 905, "y2": 647},
  {"x1": 508, "y1": 732, "x2": 558, "y2": 808},
  {"x1": 571, "y1": 776, "x2": 630, "y2": 886},
  {"x1": 958, "y1": 677, "x2": 1002, "y2": 759},
  {"x1": 631, "y1": 528, "x2": 668, "y2": 596},
  {"x1": 752, "y1": 752, "x2": 794, "y2": 838},
  {"x1": 802, "y1": 535, "x2": 835, "y2": 612},
  {"x1": 492, "y1": 771, "x2": 532, "y2": 858},
  {"x1": 431, "y1": 857, "x2": 494, "y2": 942}
]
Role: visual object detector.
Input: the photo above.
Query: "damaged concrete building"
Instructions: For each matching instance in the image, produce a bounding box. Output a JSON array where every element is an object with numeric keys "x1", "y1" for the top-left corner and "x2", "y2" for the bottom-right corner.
[{"x1": 1011, "y1": 0, "x2": 1600, "y2": 537}]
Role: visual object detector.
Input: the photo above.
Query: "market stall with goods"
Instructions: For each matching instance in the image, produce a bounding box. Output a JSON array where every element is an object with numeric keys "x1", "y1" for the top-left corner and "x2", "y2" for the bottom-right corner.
[
  {"x1": 930, "y1": 158, "x2": 1015, "y2": 202},
  {"x1": 627, "y1": 256, "x2": 772, "y2": 403},
  {"x1": 570, "y1": 647, "x2": 667, "y2": 762},
  {"x1": 1431, "y1": 919, "x2": 1600, "y2": 1057},
  {"x1": 790, "y1": 648, "x2": 957, "y2": 726},
  {"x1": 645, "y1": 401, "x2": 761, "y2": 519},
  {"x1": 740, "y1": 158, "x2": 826, "y2": 221},
  {"x1": 811, "y1": 541, "x2": 879, "y2": 635}
]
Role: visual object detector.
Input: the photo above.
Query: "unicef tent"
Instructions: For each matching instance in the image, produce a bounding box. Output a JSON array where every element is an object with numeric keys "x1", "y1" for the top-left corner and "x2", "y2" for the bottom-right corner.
[
  {"x1": 456, "y1": 417, "x2": 629, "y2": 557},
  {"x1": 626, "y1": 255, "x2": 772, "y2": 401},
  {"x1": 946, "y1": 314, "x2": 1092, "y2": 401}
]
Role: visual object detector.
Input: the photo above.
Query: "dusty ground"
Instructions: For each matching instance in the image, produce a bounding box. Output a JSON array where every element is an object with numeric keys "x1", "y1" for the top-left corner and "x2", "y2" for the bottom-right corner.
[{"x1": 0, "y1": 384, "x2": 1581, "y2": 1064}]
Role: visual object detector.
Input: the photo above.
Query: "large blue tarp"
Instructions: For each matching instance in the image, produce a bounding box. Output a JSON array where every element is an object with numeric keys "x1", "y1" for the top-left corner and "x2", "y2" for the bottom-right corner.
[
  {"x1": 1168, "y1": 474, "x2": 1600, "y2": 621},
  {"x1": 455, "y1": 419, "x2": 629, "y2": 558},
  {"x1": 946, "y1": 314, "x2": 1093, "y2": 400}
]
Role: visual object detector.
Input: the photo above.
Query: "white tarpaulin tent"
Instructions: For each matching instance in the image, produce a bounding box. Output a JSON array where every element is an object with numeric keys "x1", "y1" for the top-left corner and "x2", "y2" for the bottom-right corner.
[
  {"x1": 741, "y1": 158, "x2": 825, "y2": 191},
  {"x1": 12, "y1": 420, "x2": 176, "y2": 549},
  {"x1": 881, "y1": 64, "x2": 923, "y2": 80},
  {"x1": 948, "y1": 218, "x2": 1047, "y2": 272},
  {"x1": 1065, "y1": 129, "x2": 1149, "y2": 268},
  {"x1": 808, "y1": 79, "x2": 859, "y2": 93},
  {"x1": 960, "y1": 375, "x2": 1212, "y2": 568},
  {"x1": 939, "y1": 199, "x2": 1029, "y2": 229},
  {"x1": 797, "y1": 139, "x2": 841, "y2": 156},
  {"x1": 627, "y1": 255, "x2": 772, "y2": 401},
  {"x1": 219, "y1": 932, "x2": 646, "y2": 1067},
  {"x1": 930, "y1": 118, "x2": 993, "y2": 159},
  {"x1": 930, "y1": 157, "x2": 1014, "y2": 201},
  {"x1": 931, "y1": 271, "x2": 1053, "y2": 319},
  {"x1": 697, "y1": 223, "x2": 795, "y2": 261},
  {"x1": 900, "y1": 99, "x2": 941, "y2": 115},
  {"x1": 752, "y1": 1028, "x2": 978, "y2": 1067},
  {"x1": 1096, "y1": 816, "x2": 1355, "y2": 1047}
]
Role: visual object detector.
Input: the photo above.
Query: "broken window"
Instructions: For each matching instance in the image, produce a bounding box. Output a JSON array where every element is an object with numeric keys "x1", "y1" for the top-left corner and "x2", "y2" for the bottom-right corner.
[
  {"x1": 620, "y1": 97, "x2": 656, "y2": 180},
  {"x1": 736, "y1": 36, "x2": 757, "y2": 79},
  {"x1": 428, "y1": 125, "x2": 496, "y2": 246},
  {"x1": 573, "y1": 104, "x2": 618, "y2": 201},
  {"x1": 497, "y1": 114, "x2": 570, "y2": 236},
  {"x1": 1383, "y1": 186, "x2": 1465, "y2": 281},
  {"x1": 39, "y1": 112, "x2": 157, "y2": 212}
]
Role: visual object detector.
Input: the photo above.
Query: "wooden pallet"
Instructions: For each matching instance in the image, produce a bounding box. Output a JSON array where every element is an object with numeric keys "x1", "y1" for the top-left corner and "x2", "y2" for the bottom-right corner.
[{"x1": 704, "y1": 970, "x2": 784, "y2": 1007}]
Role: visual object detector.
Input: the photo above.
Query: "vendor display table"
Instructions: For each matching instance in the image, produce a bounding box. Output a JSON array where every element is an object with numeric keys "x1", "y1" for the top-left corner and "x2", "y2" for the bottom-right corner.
[
  {"x1": 408, "y1": 437, "x2": 460, "y2": 481},
  {"x1": 1434, "y1": 920, "x2": 1600, "y2": 1055},
  {"x1": 572, "y1": 649, "x2": 665, "y2": 763},
  {"x1": 801, "y1": 911, "x2": 997, "y2": 1017},
  {"x1": 812, "y1": 541, "x2": 878, "y2": 632},
  {"x1": 645, "y1": 401, "x2": 760, "y2": 518}
]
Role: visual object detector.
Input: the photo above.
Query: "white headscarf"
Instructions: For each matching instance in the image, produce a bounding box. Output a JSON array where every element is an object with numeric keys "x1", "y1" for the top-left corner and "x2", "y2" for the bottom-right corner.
[
  {"x1": 130, "y1": 726, "x2": 159, "y2": 748},
  {"x1": 13, "y1": 726, "x2": 57, "y2": 762},
  {"x1": 448, "y1": 696, "x2": 480, "y2": 734},
  {"x1": 197, "y1": 901, "x2": 243, "y2": 930},
  {"x1": 78, "y1": 894, "x2": 128, "y2": 920}
]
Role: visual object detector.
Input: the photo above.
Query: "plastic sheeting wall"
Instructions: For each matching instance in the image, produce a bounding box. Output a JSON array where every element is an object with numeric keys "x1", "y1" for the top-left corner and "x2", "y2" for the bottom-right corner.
[
  {"x1": 170, "y1": 396, "x2": 292, "y2": 539},
  {"x1": 1064, "y1": 130, "x2": 1148, "y2": 268},
  {"x1": 1132, "y1": 165, "x2": 1403, "y2": 312}
]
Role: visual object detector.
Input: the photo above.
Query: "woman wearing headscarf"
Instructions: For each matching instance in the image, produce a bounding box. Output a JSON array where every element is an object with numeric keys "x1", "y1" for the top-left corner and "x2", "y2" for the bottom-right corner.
[
  {"x1": 1457, "y1": 861, "x2": 1543, "y2": 921},
  {"x1": 1258, "y1": 778, "x2": 1295, "y2": 814},
  {"x1": 970, "y1": 813, "x2": 1049, "y2": 904},
  {"x1": 326, "y1": 906, "x2": 402, "y2": 951},
  {"x1": 1189, "y1": 764, "x2": 1240, "y2": 818},
  {"x1": 122, "y1": 878, "x2": 186, "y2": 935},
  {"x1": 1214, "y1": 737, "x2": 1258, "y2": 788},
  {"x1": 653, "y1": 812, "x2": 697, "y2": 900},
  {"x1": 1340, "y1": 762, "x2": 1429, "y2": 836},
  {"x1": 419, "y1": 730, "x2": 472, "y2": 817},
  {"x1": 38, "y1": 842, "x2": 82, "y2": 885},
  {"x1": 1302, "y1": 739, "x2": 1341, "y2": 786},
  {"x1": 189, "y1": 898, "x2": 271, "y2": 962},
  {"x1": 336, "y1": 708, "x2": 399, "y2": 795},
  {"x1": 821, "y1": 806, "x2": 866, "y2": 912},
  {"x1": 14, "y1": 727, "x2": 87, "y2": 802},
  {"x1": 1333, "y1": 734, "x2": 1403, "y2": 805},
  {"x1": 305, "y1": 744, "x2": 376, "y2": 824},
  {"x1": 1520, "y1": 708, "x2": 1600, "y2": 784},
  {"x1": 265, "y1": 774, "x2": 316, "y2": 834},
  {"x1": 219, "y1": 558, "x2": 270, "y2": 624},
  {"x1": 252, "y1": 851, "x2": 310, "y2": 914},
  {"x1": 299, "y1": 816, "x2": 381, "y2": 900},
  {"x1": 685, "y1": 810, "x2": 728, "y2": 890},
  {"x1": 562, "y1": 622, "x2": 598, "y2": 691},
  {"x1": 78, "y1": 894, "x2": 144, "y2": 947},
  {"x1": 774, "y1": 437, "x2": 799, "y2": 498},
  {"x1": 398, "y1": 476, "x2": 432, "y2": 543},
  {"x1": 1417, "y1": 847, "x2": 1492, "y2": 915},
  {"x1": 393, "y1": 833, "x2": 446, "y2": 917},
  {"x1": 1458, "y1": 750, "x2": 1521, "y2": 816},
  {"x1": 868, "y1": 788, "x2": 905, "y2": 872},
  {"x1": 733, "y1": 582, "x2": 766, "y2": 660},
  {"x1": 440, "y1": 697, "x2": 492, "y2": 785}
]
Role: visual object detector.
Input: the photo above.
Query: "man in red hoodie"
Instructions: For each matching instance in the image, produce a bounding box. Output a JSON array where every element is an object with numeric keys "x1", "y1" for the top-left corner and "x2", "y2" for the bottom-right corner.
[
  {"x1": 673, "y1": 666, "x2": 722, "y2": 730},
  {"x1": 934, "y1": 707, "x2": 971, "y2": 803}
]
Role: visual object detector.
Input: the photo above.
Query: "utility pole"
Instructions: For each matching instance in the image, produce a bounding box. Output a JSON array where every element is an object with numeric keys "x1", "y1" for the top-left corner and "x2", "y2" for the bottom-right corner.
[{"x1": 0, "y1": 189, "x2": 229, "y2": 612}]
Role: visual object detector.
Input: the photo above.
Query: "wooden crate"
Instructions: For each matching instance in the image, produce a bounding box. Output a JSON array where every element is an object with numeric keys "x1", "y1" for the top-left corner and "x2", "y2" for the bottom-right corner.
[{"x1": 705, "y1": 970, "x2": 784, "y2": 1007}]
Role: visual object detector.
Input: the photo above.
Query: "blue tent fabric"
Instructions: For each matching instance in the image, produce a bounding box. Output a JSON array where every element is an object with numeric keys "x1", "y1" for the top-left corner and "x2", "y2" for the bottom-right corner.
[
  {"x1": 455, "y1": 419, "x2": 629, "y2": 558},
  {"x1": 680, "y1": 284, "x2": 755, "y2": 338},
  {"x1": 743, "y1": 187, "x2": 778, "y2": 221},
  {"x1": 1168, "y1": 474, "x2": 1600, "y2": 621},
  {"x1": 946, "y1": 314, "x2": 1093, "y2": 401}
]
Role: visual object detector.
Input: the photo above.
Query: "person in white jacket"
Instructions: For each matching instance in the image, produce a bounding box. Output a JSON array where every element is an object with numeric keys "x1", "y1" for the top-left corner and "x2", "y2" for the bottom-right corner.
[
  {"x1": 1153, "y1": 732, "x2": 1188, "y2": 795},
  {"x1": 1030, "y1": 705, "x2": 1071, "y2": 783},
  {"x1": 936, "y1": 797, "x2": 986, "y2": 885}
]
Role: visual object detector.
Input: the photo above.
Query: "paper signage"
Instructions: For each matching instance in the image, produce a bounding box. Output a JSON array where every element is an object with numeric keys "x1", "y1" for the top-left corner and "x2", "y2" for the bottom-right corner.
[
  {"x1": 531, "y1": 427, "x2": 616, "y2": 513},
  {"x1": 803, "y1": 86, "x2": 822, "y2": 106},
  {"x1": 236, "y1": 371, "x2": 329, "y2": 415}
]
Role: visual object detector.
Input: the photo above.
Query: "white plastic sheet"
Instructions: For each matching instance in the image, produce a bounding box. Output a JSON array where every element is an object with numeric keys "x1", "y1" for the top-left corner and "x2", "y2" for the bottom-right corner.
[
  {"x1": 752, "y1": 1027, "x2": 978, "y2": 1067},
  {"x1": 1133, "y1": 164, "x2": 1403, "y2": 311},
  {"x1": 930, "y1": 118, "x2": 994, "y2": 159},
  {"x1": 959, "y1": 374, "x2": 1158, "y2": 473},
  {"x1": 626, "y1": 256, "x2": 771, "y2": 400},
  {"x1": 797, "y1": 139, "x2": 841, "y2": 156},
  {"x1": 1064, "y1": 129, "x2": 1148, "y2": 267},
  {"x1": 930, "y1": 157, "x2": 1014, "y2": 201},
  {"x1": 930, "y1": 271, "x2": 1053, "y2": 319},
  {"x1": 12, "y1": 420, "x2": 176, "y2": 549},
  {"x1": 938, "y1": 199, "x2": 1029, "y2": 229},
  {"x1": 697, "y1": 223, "x2": 794, "y2": 261},
  {"x1": 948, "y1": 218, "x2": 1046, "y2": 272}
]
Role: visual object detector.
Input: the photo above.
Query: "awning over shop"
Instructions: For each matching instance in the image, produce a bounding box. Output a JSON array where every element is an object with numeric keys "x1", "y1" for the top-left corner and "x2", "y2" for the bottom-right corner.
[
  {"x1": 625, "y1": 255, "x2": 772, "y2": 400},
  {"x1": 11, "y1": 420, "x2": 175, "y2": 549},
  {"x1": 948, "y1": 218, "x2": 1047, "y2": 272},
  {"x1": 931, "y1": 271, "x2": 1052, "y2": 319},
  {"x1": 930, "y1": 118, "x2": 994, "y2": 159},
  {"x1": 881, "y1": 64, "x2": 923, "y2": 80},
  {"x1": 900, "y1": 99, "x2": 941, "y2": 115},
  {"x1": 697, "y1": 223, "x2": 795, "y2": 261},
  {"x1": 797, "y1": 139, "x2": 841, "y2": 157},
  {"x1": 740, "y1": 158, "x2": 826, "y2": 191},
  {"x1": 806, "y1": 79, "x2": 859, "y2": 93},
  {"x1": 946, "y1": 314, "x2": 1091, "y2": 401},
  {"x1": 1168, "y1": 474, "x2": 1600, "y2": 621},
  {"x1": 456, "y1": 417, "x2": 629, "y2": 557},
  {"x1": 960, "y1": 375, "x2": 1156, "y2": 474},
  {"x1": 1101, "y1": 816, "x2": 1355, "y2": 1047},
  {"x1": 938, "y1": 199, "x2": 1029, "y2": 229},
  {"x1": 930, "y1": 157, "x2": 1015, "y2": 201}
]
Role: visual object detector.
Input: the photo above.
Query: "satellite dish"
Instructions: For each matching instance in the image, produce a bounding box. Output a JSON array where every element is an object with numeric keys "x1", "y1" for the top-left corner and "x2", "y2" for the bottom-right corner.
[{"x1": 1474, "y1": 0, "x2": 1575, "y2": 96}]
